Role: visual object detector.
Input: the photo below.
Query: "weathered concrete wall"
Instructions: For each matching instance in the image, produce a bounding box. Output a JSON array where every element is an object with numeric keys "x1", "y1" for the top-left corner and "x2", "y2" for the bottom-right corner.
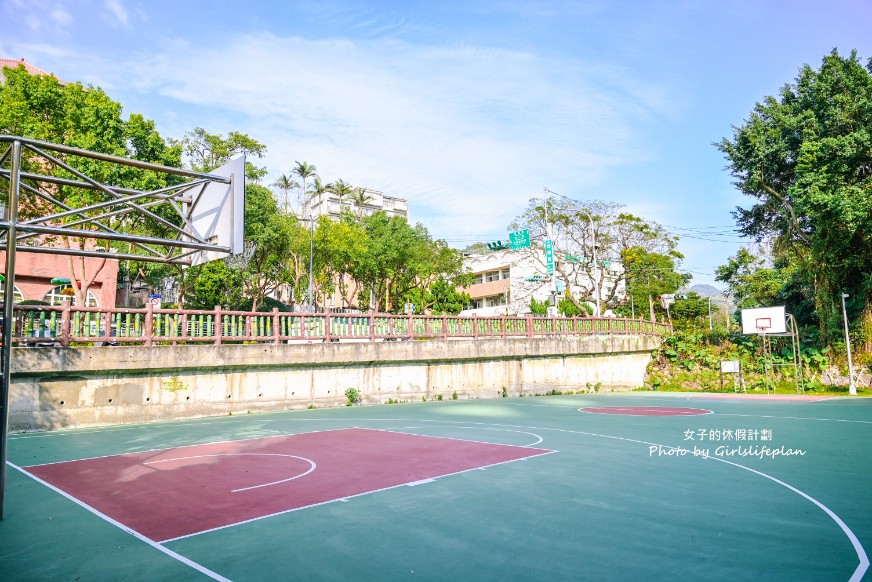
[{"x1": 9, "y1": 335, "x2": 660, "y2": 431}]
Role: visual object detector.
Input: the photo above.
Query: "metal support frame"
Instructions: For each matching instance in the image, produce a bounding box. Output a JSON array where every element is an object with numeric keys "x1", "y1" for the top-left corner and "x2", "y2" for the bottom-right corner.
[{"x1": 0, "y1": 135, "x2": 245, "y2": 519}]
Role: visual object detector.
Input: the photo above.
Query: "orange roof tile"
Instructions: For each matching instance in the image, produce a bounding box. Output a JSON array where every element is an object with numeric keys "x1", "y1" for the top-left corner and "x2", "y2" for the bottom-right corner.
[{"x1": 0, "y1": 58, "x2": 65, "y2": 83}]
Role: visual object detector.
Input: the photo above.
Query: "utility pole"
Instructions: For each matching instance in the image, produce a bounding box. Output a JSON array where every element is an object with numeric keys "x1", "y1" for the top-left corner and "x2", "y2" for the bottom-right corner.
[{"x1": 708, "y1": 296, "x2": 713, "y2": 331}]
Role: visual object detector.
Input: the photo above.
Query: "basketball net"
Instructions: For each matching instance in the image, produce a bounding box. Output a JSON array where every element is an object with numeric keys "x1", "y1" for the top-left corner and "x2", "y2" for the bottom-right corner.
[{"x1": 224, "y1": 241, "x2": 256, "y2": 269}]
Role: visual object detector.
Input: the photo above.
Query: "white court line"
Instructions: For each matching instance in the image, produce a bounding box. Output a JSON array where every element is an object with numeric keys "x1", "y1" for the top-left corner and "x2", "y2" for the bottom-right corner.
[
  {"x1": 159, "y1": 450, "x2": 557, "y2": 544},
  {"x1": 8, "y1": 462, "x2": 232, "y2": 582},
  {"x1": 425, "y1": 419, "x2": 869, "y2": 582},
  {"x1": 579, "y1": 406, "x2": 714, "y2": 416},
  {"x1": 21, "y1": 426, "x2": 351, "y2": 468},
  {"x1": 143, "y1": 453, "x2": 317, "y2": 493},
  {"x1": 716, "y1": 413, "x2": 872, "y2": 424},
  {"x1": 13, "y1": 414, "x2": 869, "y2": 578},
  {"x1": 379, "y1": 426, "x2": 545, "y2": 447}
]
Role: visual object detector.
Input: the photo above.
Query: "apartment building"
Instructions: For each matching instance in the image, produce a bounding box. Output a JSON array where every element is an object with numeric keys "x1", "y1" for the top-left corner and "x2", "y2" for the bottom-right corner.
[
  {"x1": 304, "y1": 188, "x2": 408, "y2": 221},
  {"x1": 460, "y1": 248, "x2": 624, "y2": 316}
]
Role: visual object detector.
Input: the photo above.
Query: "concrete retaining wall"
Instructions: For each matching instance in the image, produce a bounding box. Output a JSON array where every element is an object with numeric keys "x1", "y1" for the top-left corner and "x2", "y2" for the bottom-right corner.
[{"x1": 9, "y1": 335, "x2": 660, "y2": 431}]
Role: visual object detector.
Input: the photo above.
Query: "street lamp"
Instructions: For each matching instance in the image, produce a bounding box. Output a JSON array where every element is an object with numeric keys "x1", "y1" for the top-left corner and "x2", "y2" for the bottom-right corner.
[
  {"x1": 841, "y1": 293, "x2": 857, "y2": 395},
  {"x1": 543, "y1": 188, "x2": 599, "y2": 316}
]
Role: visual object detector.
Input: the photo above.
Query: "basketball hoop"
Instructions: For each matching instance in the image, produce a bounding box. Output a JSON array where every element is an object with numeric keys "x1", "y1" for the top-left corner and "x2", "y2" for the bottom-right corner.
[
  {"x1": 224, "y1": 241, "x2": 256, "y2": 269},
  {"x1": 755, "y1": 317, "x2": 771, "y2": 334}
]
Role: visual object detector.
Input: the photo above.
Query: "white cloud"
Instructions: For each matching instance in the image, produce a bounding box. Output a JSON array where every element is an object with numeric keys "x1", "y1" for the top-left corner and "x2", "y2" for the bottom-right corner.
[
  {"x1": 3, "y1": 0, "x2": 73, "y2": 32},
  {"x1": 103, "y1": 0, "x2": 129, "y2": 28},
  {"x1": 101, "y1": 32, "x2": 673, "y2": 239},
  {"x1": 3, "y1": 30, "x2": 676, "y2": 242}
]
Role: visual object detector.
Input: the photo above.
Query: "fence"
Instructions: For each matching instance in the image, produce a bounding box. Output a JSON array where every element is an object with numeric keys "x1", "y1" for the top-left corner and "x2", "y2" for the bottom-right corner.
[{"x1": 7, "y1": 302, "x2": 672, "y2": 347}]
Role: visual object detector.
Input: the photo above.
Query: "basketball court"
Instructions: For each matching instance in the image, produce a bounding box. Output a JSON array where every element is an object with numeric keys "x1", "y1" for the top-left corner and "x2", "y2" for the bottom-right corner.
[{"x1": 2, "y1": 391, "x2": 870, "y2": 581}]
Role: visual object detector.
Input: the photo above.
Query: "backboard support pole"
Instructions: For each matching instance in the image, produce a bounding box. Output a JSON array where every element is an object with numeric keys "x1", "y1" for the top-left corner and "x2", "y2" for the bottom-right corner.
[{"x1": 0, "y1": 139, "x2": 22, "y2": 519}]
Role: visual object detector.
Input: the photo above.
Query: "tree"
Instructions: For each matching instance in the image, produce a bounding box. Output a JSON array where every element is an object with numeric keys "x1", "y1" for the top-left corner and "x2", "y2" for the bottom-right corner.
[
  {"x1": 621, "y1": 247, "x2": 690, "y2": 321},
  {"x1": 176, "y1": 127, "x2": 267, "y2": 182},
  {"x1": 237, "y1": 184, "x2": 296, "y2": 311},
  {"x1": 716, "y1": 49, "x2": 872, "y2": 347},
  {"x1": 350, "y1": 188, "x2": 374, "y2": 219},
  {"x1": 330, "y1": 179, "x2": 354, "y2": 213},
  {"x1": 0, "y1": 64, "x2": 182, "y2": 306},
  {"x1": 292, "y1": 161, "x2": 318, "y2": 307},
  {"x1": 270, "y1": 173, "x2": 299, "y2": 214},
  {"x1": 510, "y1": 196, "x2": 682, "y2": 315},
  {"x1": 184, "y1": 259, "x2": 244, "y2": 310},
  {"x1": 715, "y1": 248, "x2": 787, "y2": 309},
  {"x1": 670, "y1": 292, "x2": 710, "y2": 330}
]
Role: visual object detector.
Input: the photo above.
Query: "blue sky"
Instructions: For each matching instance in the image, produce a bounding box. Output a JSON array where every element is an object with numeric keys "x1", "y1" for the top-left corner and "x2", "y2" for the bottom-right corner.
[{"x1": 1, "y1": 0, "x2": 870, "y2": 287}]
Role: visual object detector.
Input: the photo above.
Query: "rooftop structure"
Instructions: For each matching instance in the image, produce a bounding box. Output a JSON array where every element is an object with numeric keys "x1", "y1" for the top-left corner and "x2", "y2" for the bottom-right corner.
[{"x1": 304, "y1": 188, "x2": 408, "y2": 221}]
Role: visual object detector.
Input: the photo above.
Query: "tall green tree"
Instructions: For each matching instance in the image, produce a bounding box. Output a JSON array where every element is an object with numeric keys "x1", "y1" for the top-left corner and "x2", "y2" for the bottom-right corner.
[
  {"x1": 716, "y1": 49, "x2": 872, "y2": 347},
  {"x1": 715, "y1": 248, "x2": 787, "y2": 309},
  {"x1": 621, "y1": 246, "x2": 690, "y2": 321},
  {"x1": 176, "y1": 127, "x2": 267, "y2": 182},
  {"x1": 0, "y1": 64, "x2": 181, "y2": 305},
  {"x1": 270, "y1": 173, "x2": 299, "y2": 214},
  {"x1": 510, "y1": 196, "x2": 681, "y2": 315},
  {"x1": 237, "y1": 184, "x2": 296, "y2": 311}
]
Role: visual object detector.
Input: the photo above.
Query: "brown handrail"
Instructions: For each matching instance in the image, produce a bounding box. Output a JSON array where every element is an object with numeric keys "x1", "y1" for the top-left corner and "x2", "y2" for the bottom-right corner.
[{"x1": 9, "y1": 301, "x2": 672, "y2": 346}]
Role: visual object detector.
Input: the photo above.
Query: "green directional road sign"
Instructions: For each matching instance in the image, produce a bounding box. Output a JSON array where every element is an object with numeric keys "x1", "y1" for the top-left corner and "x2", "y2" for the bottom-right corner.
[
  {"x1": 545, "y1": 239, "x2": 554, "y2": 274},
  {"x1": 509, "y1": 229, "x2": 531, "y2": 250}
]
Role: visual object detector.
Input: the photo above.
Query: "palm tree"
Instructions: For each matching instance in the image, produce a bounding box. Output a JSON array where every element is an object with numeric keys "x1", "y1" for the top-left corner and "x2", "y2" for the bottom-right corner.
[
  {"x1": 270, "y1": 173, "x2": 298, "y2": 214},
  {"x1": 350, "y1": 187, "x2": 374, "y2": 220},
  {"x1": 293, "y1": 162, "x2": 318, "y2": 309},
  {"x1": 330, "y1": 179, "x2": 354, "y2": 214}
]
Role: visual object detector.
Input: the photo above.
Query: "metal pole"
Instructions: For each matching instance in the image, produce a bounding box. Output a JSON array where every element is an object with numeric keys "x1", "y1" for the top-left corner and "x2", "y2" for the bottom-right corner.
[
  {"x1": 708, "y1": 296, "x2": 713, "y2": 331},
  {"x1": 307, "y1": 216, "x2": 314, "y2": 311},
  {"x1": 841, "y1": 293, "x2": 856, "y2": 395},
  {"x1": 1, "y1": 139, "x2": 22, "y2": 520}
]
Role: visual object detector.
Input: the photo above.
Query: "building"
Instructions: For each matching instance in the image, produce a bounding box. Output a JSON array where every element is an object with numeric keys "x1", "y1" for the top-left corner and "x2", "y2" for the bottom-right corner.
[
  {"x1": 459, "y1": 248, "x2": 624, "y2": 316},
  {"x1": 0, "y1": 251, "x2": 119, "y2": 307},
  {"x1": 304, "y1": 188, "x2": 408, "y2": 221},
  {"x1": 0, "y1": 58, "x2": 65, "y2": 84},
  {"x1": 1, "y1": 60, "x2": 115, "y2": 307}
]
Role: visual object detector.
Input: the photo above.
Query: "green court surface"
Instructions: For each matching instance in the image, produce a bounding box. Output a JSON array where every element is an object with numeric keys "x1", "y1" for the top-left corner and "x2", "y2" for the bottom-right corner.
[{"x1": 2, "y1": 392, "x2": 871, "y2": 581}]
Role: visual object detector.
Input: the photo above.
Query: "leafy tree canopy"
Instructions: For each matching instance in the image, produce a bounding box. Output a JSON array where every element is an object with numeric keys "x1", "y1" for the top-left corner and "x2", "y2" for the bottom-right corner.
[{"x1": 716, "y1": 49, "x2": 872, "y2": 344}]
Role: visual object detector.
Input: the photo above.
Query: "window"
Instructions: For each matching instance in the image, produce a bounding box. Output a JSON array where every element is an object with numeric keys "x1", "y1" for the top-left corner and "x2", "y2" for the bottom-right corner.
[
  {"x1": 0, "y1": 285, "x2": 24, "y2": 303},
  {"x1": 500, "y1": 269, "x2": 511, "y2": 279},
  {"x1": 487, "y1": 270, "x2": 501, "y2": 282},
  {"x1": 44, "y1": 285, "x2": 98, "y2": 307},
  {"x1": 474, "y1": 274, "x2": 484, "y2": 285}
]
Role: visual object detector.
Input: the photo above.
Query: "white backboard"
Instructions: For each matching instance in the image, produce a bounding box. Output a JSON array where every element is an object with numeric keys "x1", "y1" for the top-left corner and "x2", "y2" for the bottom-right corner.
[
  {"x1": 741, "y1": 306, "x2": 786, "y2": 335},
  {"x1": 189, "y1": 155, "x2": 245, "y2": 265}
]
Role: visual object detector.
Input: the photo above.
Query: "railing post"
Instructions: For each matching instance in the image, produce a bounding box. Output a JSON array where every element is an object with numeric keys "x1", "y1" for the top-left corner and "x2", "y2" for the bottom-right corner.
[
  {"x1": 526, "y1": 314, "x2": 533, "y2": 338},
  {"x1": 408, "y1": 312, "x2": 414, "y2": 340},
  {"x1": 442, "y1": 314, "x2": 448, "y2": 340},
  {"x1": 60, "y1": 300, "x2": 71, "y2": 347},
  {"x1": 369, "y1": 310, "x2": 376, "y2": 342},
  {"x1": 472, "y1": 314, "x2": 478, "y2": 339},
  {"x1": 272, "y1": 308, "x2": 280, "y2": 345},
  {"x1": 214, "y1": 305, "x2": 223, "y2": 345},
  {"x1": 144, "y1": 301, "x2": 153, "y2": 347},
  {"x1": 324, "y1": 310, "x2": 332, "y2": 343}
]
